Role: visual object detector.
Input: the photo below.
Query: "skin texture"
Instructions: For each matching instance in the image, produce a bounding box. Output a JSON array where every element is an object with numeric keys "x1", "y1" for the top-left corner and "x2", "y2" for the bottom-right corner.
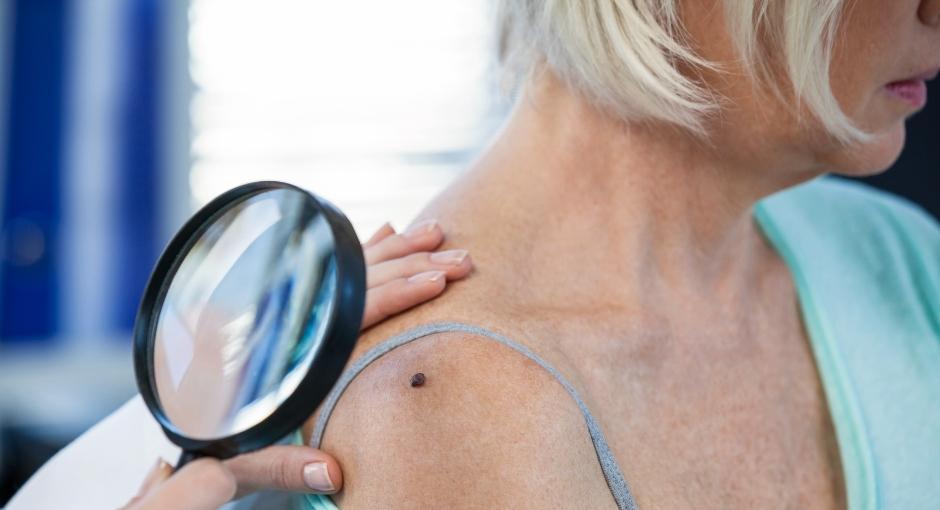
[
  {"x1": 122, "y1": 223, "x2": 473, "y2": 509},
  {"x1": 304, "y1": 1, "x2": 940, "y2": 509}
]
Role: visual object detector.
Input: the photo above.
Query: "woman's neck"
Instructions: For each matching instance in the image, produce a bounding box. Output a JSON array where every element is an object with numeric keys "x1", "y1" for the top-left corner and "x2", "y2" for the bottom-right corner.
[{"x1": 430, "y1": 71, "x2": 819, "y2": 310}]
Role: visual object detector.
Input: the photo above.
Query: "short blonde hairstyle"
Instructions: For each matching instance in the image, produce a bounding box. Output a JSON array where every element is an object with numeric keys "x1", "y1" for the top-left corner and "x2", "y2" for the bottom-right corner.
[{"x1": 496, "y1": 0, "x2": 870, "y2": 144}]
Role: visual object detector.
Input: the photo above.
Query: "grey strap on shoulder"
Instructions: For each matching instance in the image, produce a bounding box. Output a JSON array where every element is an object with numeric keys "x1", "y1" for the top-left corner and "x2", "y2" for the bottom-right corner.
[{"x1": 310, "y1": 321, "x2": 639, "y2": 510}]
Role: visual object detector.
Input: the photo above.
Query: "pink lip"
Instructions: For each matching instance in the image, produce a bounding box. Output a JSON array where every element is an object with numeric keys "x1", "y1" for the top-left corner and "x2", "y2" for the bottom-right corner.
[
  {"x1": 885, "y1": 79, "x2": 928, "y2": 109},
  {"x1": 884, "y1": 66, "x2": 937, "y2": 109}
]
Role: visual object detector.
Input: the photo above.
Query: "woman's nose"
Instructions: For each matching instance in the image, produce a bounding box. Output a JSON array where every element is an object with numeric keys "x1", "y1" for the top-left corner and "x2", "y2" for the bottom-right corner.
[{"x1": 919, "y1": 0, "x2": 940, "y2": 26}]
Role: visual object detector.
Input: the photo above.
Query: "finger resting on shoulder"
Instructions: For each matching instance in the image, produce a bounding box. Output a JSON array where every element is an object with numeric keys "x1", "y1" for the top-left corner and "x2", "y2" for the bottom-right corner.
[
  {"x1": 367, "y1": 249, "x2": 472, "y2": 288},
  {"x1": 364, "y1": 220, "x2": 443, "y2": 264},
  {"x1": 362, "y1": 222, "x2": 395, "y2": 249},
  {"x1": 361, "y1": 271, "x2": 449, "y2": 330}
]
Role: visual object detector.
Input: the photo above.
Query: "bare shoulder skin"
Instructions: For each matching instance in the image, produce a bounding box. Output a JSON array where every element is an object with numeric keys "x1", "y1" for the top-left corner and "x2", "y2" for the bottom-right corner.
[
  {"x1": 310, "y1": 324, "x2": 616, "y2": 509},
  {"x1": 298, "y1": 73, "x2": 847, "y2": 505}
]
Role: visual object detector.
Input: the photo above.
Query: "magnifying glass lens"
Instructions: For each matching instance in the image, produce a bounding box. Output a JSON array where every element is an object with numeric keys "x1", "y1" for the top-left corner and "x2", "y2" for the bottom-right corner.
[{"x1": 152, "y1": 188, "x2": 337, "y2": 440}]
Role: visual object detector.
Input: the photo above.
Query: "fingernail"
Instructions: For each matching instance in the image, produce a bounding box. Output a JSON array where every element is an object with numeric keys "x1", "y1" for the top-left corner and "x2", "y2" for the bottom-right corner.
[
  {"x1": 303, "y1": 461, "x2": 336, "y2": 493},
  {"x1": 430, "y1": 249, "x2": 468, "y2": 266},
  {"x1": 140, "y1": 459, "x2": 171, "y2": 493},
  {"x1": 407, "y1": 270, "x2": 446, "y2": 284},
  {"x1": 403, "y1": 219, "x2": 437, "y2": 239}
]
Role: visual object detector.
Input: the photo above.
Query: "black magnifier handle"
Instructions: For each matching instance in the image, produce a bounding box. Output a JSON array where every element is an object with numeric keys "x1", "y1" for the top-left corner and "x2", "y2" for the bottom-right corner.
[{"x1": 175, "y1": 450, "x2": 206, "y2": 470}]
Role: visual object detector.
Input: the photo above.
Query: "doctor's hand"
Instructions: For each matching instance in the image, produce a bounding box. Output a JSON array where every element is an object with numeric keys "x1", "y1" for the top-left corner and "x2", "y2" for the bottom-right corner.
[
  {"x1": 359, "y1": 220, "x2": 471, "y2": 330},
  {"x1": 122, "y1": 220, "x2": 472, "y2": 509}
]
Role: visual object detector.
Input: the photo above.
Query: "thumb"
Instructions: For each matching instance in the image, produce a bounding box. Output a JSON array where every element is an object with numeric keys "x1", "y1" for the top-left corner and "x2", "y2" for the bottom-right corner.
[{"x1": 224, "y1": 445, "x2": 343, "y2": 498}]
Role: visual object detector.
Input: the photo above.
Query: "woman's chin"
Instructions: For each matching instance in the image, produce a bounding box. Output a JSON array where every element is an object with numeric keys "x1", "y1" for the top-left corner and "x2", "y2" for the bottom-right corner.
[{"x1": 826, "y1": 122, "x2": 907, "y2": 178}]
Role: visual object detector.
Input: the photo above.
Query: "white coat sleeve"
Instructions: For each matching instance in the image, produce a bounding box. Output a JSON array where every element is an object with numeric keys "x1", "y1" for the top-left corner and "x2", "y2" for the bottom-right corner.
[{"x1": 5, "y1": 395, "x2": 180, "y2": 510}]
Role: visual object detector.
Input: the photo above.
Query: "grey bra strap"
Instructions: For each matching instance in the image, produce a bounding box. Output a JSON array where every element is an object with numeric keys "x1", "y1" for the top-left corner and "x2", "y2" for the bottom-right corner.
[{"x1": 310, "y1": 321, "x2": 638, "y2": 510}]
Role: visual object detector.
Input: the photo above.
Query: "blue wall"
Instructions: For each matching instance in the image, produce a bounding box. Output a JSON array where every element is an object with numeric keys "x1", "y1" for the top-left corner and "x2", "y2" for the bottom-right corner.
[
  {"x1": 113, "y1": 0, "x2": 162, "y2": 331},
  {"x1": 1, "y1": 0, "x2": 69, "y2": 340},
  {"x1": 1, "y1": 0, "x2": 163, "y2": 342}
]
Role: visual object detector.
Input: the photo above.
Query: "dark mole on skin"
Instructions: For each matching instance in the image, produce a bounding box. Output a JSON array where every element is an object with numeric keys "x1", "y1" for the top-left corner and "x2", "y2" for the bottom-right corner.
[{"x1": 410, "y1": 372, "x2": 426, "y2": 387}]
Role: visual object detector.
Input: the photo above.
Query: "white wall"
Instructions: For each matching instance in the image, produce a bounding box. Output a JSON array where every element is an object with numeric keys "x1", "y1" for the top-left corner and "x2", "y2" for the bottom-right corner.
[{"x1": 186, "y1": 0, "x2": 505, "y2": 237}]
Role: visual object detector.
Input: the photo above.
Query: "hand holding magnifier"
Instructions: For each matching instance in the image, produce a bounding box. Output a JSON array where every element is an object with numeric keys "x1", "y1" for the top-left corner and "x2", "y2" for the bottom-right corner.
[{"x1": 129, "y1": 182, "x2": 471, "y2": 503}]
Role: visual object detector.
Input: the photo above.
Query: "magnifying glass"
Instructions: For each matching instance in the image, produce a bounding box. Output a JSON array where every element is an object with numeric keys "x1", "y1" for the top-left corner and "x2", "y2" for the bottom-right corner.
[{"x1": 132, "y1": 181, "x2": 365, "y2": 468}]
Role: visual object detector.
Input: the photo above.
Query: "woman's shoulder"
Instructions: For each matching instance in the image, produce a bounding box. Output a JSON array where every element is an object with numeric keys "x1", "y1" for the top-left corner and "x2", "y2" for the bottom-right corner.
[{"x1": 310, "y1": 314, "x2": 615, "y2": 508}]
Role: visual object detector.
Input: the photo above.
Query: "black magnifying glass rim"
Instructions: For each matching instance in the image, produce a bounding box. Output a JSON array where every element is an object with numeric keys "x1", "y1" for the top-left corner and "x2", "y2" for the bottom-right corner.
[{"x1": 133, "y1": 181, "x2": 365, "y2": 460}]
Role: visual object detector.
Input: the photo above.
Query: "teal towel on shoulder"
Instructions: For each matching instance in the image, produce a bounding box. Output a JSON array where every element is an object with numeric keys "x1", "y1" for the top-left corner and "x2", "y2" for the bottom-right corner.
[{"x1": 755, "y1": 177, "x2": 940, "y2": 510}]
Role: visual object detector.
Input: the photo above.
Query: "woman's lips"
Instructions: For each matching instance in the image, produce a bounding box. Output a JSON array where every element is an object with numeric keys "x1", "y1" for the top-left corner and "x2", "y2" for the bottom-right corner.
[
  {"x1": 885, "y1": 66, "x2": 937, "y2": 109},
  {"x1": 885, "y1": 79, "x2": 928, "y2": 109}
]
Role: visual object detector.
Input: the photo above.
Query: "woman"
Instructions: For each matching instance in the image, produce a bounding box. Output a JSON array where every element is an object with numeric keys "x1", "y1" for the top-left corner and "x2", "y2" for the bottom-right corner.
[
  {"x1": 139, "y1": 0, "x2": 940, "y2": 508},
  {"x1": 303, "y1": 0, "x2": 939, "y2": 509}
]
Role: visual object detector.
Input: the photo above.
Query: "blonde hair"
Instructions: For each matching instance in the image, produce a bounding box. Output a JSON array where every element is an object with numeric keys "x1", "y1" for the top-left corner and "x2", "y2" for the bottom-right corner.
[{"x1": 496, "y1": 0, "x2": 870, "y2": 144}]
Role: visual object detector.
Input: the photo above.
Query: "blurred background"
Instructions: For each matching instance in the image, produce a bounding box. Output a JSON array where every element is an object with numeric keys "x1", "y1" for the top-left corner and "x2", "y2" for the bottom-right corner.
[{"x1": 0, "y1": 0, "x2": 936, "y2": 505}]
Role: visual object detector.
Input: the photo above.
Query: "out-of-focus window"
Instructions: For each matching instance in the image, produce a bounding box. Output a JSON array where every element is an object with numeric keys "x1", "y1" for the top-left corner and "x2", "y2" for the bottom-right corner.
[{"x1": 188, "y1": 0, "x2": 507, "y2": 236}]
